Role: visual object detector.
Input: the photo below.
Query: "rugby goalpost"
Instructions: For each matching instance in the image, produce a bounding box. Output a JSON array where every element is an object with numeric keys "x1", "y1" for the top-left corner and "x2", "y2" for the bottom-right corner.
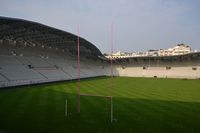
[{"x1": 65, "y1": 24, "x2": 115, "y2": 123}]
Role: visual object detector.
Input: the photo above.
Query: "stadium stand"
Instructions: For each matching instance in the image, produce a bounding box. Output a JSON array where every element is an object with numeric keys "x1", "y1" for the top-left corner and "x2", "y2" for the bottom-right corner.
[
  {"x1": 0, "y1": 17, "x2": 105, "y2": 88},
  {"x1": 0, "y1": 16, "x2": 200, "y2": 88},
  {"x1": 113, "y1": 55, "x2": 200, "y2": 79}
]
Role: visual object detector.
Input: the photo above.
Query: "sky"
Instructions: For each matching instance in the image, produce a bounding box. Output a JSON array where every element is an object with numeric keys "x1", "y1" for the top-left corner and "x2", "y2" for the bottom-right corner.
[{"x1": 0, "y1": 0, "x2": 200, "y2": 53}]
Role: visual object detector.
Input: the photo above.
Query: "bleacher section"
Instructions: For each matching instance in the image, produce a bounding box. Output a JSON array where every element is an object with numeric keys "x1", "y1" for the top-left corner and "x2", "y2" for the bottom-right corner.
[
  {"x1": 0, "y1": 42, "x2": 105, "y2": 88},
  {"x1": 114, "y1": 61, "x2": 200, "y2": 79},
  {"x1": 115, "y1": 66, "x2": 200, "y2": 79},
  {"x1": 0, "y1": 17, "x2": 200, "y2": 88},
  {"x1": 1, "y1": 42, "x2": 200, "y2": 88}
]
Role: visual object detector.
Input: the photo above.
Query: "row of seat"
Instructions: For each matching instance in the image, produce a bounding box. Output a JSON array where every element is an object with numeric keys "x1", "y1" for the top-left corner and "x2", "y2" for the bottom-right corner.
[
  {"x1": 0, "y1": 53, "x2": 105, "y2": 88},
  {"x1": 115, "y1": 66, "x2": 200, "y2": 79}
]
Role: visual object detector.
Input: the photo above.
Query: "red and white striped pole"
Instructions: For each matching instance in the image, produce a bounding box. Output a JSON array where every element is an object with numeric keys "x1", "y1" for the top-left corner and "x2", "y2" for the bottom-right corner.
[
  {"x1": 110, "y1": 23, "x2": 113, "y2": 123},
  {"x1": 77, "y1": 25, "x2": 80, "y2": 113},
  {"x1": 110, "y1": 24, "x2": 113, "y2": 78}
]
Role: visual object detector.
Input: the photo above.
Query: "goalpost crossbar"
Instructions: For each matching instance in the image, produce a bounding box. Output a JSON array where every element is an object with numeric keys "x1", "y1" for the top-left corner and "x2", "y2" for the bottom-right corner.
[{"x1": 80, "y1": 93, "x2": 112, "y2": 99}]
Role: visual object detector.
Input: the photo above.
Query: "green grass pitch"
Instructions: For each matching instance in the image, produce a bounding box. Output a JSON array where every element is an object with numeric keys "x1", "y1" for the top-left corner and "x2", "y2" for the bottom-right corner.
[{"x1": 0, "y1": 77, "x2": 200, "y2": 133}]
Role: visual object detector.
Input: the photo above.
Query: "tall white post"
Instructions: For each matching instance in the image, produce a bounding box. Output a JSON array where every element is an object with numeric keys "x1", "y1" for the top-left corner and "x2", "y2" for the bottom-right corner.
[
  {"x1": 110, "y1": 24, "x2": 114, "y2": 123},
  {"x1": 111, "y1": 97, "x2": 113, "y2": 123},
  {"x1": 65, "y1": 99, "x2": 68, "y2": 117}
]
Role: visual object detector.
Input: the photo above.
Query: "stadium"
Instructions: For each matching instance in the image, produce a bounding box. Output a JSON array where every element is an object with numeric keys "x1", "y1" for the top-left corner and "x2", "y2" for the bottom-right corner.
[{"x1": 0, "y1": 17, "x2": 200, "y2": 133}]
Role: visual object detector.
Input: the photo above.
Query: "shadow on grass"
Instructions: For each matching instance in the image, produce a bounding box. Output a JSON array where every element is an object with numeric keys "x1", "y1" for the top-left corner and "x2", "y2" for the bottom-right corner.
[{"x1": 0, "y1": 89, "x2": 200, "y2": 133}]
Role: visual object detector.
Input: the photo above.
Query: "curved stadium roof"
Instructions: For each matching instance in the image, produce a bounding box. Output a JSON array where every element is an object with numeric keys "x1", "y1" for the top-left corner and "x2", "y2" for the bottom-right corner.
[{"x1": 0, "y1": 16, "x2": 102, "y2": 58}]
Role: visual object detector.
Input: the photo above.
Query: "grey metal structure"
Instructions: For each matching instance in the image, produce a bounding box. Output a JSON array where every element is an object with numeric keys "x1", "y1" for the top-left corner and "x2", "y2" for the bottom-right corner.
[{"x1": 0, "y1": 16, "x2": 102, "y2": 59}]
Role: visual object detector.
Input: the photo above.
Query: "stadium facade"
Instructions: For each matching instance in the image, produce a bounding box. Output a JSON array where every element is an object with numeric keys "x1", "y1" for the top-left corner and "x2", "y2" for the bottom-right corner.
[{"x1": 0, "y1": 17, "x2": 200, "y2": 88}]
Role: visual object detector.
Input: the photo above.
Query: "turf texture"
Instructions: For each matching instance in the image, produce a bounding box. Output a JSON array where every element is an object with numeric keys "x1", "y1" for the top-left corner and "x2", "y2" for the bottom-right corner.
[{"x1": 0, "y1": 77, "x2": 200, "y2": 133}]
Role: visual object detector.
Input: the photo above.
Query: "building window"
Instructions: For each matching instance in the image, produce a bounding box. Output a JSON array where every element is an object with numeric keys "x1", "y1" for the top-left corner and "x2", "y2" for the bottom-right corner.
[
  {"x1": 166, "y1": 66, "x2": 171, "y2": 70},
  {"x1": 28, "y1": 65, "x2": 33, "y2": 69},
  {"x1": 192, "y1": 67, "x2": 197, "y2": 70}
]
